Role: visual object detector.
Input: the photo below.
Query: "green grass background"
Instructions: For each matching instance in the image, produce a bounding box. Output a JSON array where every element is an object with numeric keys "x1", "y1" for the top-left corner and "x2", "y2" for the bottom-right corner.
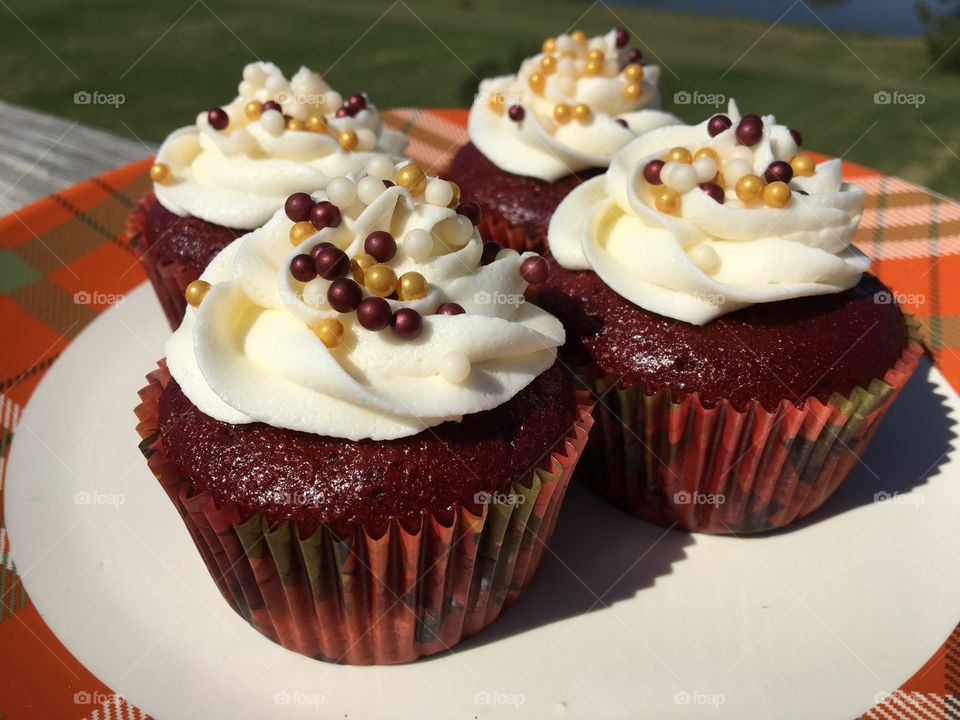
[{"x1": 1, "y1": 0, "x2": 957, "y2": 196}]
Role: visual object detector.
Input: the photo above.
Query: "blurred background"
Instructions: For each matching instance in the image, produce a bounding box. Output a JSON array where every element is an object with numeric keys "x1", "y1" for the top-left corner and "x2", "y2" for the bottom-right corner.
[{"x1": 1, "y1": 0, "x2": 958, "y2": 196}]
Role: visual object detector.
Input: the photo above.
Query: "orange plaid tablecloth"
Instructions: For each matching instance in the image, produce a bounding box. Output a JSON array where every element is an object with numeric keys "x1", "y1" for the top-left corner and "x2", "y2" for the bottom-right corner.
[{"x1": 0, "y1": 109, "x2": 956, "y2": 719}]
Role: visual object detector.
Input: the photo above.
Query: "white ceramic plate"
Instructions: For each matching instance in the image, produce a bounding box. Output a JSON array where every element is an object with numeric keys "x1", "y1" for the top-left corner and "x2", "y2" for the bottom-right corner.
[{"x1": 5, "y1": 284, "x2": 959, "y2": 720}]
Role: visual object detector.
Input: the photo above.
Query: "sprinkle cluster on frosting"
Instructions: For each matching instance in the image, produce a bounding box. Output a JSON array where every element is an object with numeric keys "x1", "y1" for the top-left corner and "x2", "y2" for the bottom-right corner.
[
  {"x1": 549, "y1": 100, "x2": 869, "y2": 325},
  {"x1": 468, "y1": 28, "x2": 679, "y2": 182},
  {"x1": 167, "y1": 158, "x2": 565, "y2": 441},
  {"x1": 150, "y1": 62, "x2": 408, "y2": 229}
]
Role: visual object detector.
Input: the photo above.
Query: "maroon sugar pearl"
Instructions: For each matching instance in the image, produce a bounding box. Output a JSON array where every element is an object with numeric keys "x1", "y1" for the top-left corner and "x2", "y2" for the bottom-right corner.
[
  {"x1": 262, "y1": 100, "x2": 282, "y2": 113},
  {"x1": 310, "y1": 201, "x2": 342, "y2": 230},
  {"x1": 382, "y1": 179, "x2": 395, "y2": 188},
  {"x1": 481, "y1": 241, "x2": 502, "y2": 265},
  {"x1": 707, "y1": 114, "x2": 732, "y2": 137},
  {"x1": 765, "y1": 160, "x2": 794, "y2": 184},
  {"x1": 615, "y1": 27, "x2": 629, "y2": 48},
  {"x1": 290, "y1": 254, "x2": 317, "y2": 282},
  {"x1": 314, "y1": 245, "x2": 349, "y2": 280},
  {"x1": 520, "y1": 256, "x2": 549, "y2": 284},
  {"x1": 508, "y1": 105, "x2": 525, "y2": 122},
  {"x1": 789, "y1": 128, "x2": 803, "y2": 147},
  {"x1": 364, "y1": 231, "x2": 397, "y2": 263},
  {"x1": 456, "y1": 201, "x2": 482, "y2": 226},
  {"x1": 284, "y1": 192, "x2": 314, "y2": 222},
  {"x1": 336, "y1": 106, "x2": 352, "y2": 118},
  {"x1": 347, "y1": 93, "x2": 367, "y2": 112},
  {"x1": 310, "y1": 241, "x2": 333, "y2": 261},
  {"x1": 207, "y1": 108, "x2": 229, "y2": 130},
  {"x1": 391, "y1": 308, "x2": 422, "y2": 340},
  {"x1": 436, "y1": 303, "x2": 465, "y2": 316},
  {"x1": 627, "y1": 48, "x2": 643, "y2": 64},
  {"x1": 643, "y1": 159, "x2": 665, "y2": 185},
  {"x1": 615, "y1": 118, "x2": 629, "y2": 128},
  {"x1": 357, "y1": 297, "x2": 392, "y2": 330},
  {"x1": 327, "y1": 277, "x2": 363, "y2": 313},
  {"x1": 700, "y1": 182, "x2": 725, "y2": 204},
  {"x1": 736, "y1": 114, "x2": 763, "y2": 146}
]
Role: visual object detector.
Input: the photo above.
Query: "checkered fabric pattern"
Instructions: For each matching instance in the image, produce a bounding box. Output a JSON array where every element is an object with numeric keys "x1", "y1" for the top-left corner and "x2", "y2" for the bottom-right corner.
[{"x1": 0, "y1": 109, "x2": 956, "y2": 719}]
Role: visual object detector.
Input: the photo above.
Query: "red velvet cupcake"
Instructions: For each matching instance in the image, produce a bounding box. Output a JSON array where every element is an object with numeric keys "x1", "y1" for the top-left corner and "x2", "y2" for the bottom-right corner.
[
  {"x1": 128, "y1": 61, "x2": 408, "y2": 328},
  {"x1": 446, "y1": 28, "x2": 679, "y2": 254},
  {"x1": 532, "y1": 103, "x2": 922, "y2": 534},
  {"x1": 136, "y1": 165, "x2": 591, "y2": 664}
]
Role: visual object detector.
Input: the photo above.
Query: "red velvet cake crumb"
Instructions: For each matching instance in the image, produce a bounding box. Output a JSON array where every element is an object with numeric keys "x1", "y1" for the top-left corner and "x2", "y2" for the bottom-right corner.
[{"x1": 145, "y1": 196, "x2": 245, "y2": 277}]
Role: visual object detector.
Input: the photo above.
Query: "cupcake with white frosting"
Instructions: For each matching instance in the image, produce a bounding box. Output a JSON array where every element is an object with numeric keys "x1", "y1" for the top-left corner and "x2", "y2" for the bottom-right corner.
[
  {"x1": 129, "y1": 61, "x2": 408, "y2": 328},
  {"x1": 530, "y1": 102, "x2": 922, "y2": 533},
  {"x1": 446, "y1": 27, "x2": 679, "y2": 252},
  {"x1": 135, "y1": 162, "x2": 593, "y2": 664}
]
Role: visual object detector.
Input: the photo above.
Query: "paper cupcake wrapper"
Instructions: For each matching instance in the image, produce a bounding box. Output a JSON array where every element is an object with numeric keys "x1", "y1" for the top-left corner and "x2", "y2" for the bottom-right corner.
[
  {"x1": 575, "y1": 321, "x2": 924, "y2": 534},
  {"x1": 478, "y1": 209, "x2": 547, "y2": 255},
  {"x1": 126, "y1": 192, "x2": 195, "y2": 329},
  {"x1": 135, "y1": 362, "x2": 593, "y2": 664}
]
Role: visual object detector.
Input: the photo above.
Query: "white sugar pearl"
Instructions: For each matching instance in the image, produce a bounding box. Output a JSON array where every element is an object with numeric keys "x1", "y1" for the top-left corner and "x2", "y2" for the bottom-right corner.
[
  {"x1": 556, "y1": 57, "x2": 575, "y2": 76},
  {"x1": 693, "y1": 156, "x2": 718, "y2": 183},
  {"x1": 265, "y1": 75, "x2": 286, "y2": 95},
  {"x1": 355, "y1": 128, "x2": 377, "y2": 152},
  {"x1": 688, "y1": 244, "x2": 720, "y2": 273},
  {"x1": 451, "y1": 215, "x2": 474, "y2": 246},
  {"x1": 238, "y1": 80, "x2": 256, "y2": 98},
  {"x1": 357, "y1": 176, "x2": 386, "y2": 205},
  {"x1": 403, "y1": 228, "x2": 433, "y2": 261},
  {"x1": 366, "y1": 155, "x2": 395, "y2": 181},
  {"x1": 425, "y1": 179, "x2": 454, "y2": 207},
  {"x1": 260, "y1": 109, "x2": 284, "y2": 135},
  {"x1": 573, "y1": 59, "x2": 587, "y2": 75},
  {"x1": 666, "y1": 164, "x2": 698, "y2": 194},
  {"x1": 301, "y1": 279, "x2": 329, "y2": 308},
  {"x1": 326, "y1": 177, "x2": 356, "y2": 208},
  {"x1": 588, "y1": 37, "x2": 605, "y2": 51},
  {"x1": 439, "y1": 353, "x2": 471, "y2": 384},
  {"x1": 556, "y1": 36, "x2": 576, "y2": 54},
  {"x1": 727, "y1": 145, "x2": 754, "y2": 163},
  {"x1": 243, "y1": 63, "x2": 266, "y2": 86},
  {"x1": 555, "y1": 76, "x2": 577, "y2": 97},
  {"x1": 496, "y1": 248, "x2": 519, "y2": 261},
  {"x1": 723, "y1": 158, "x2": 754, "y2": 186},
  {"x1": 659, "y1": 161, "x2": 679, "y2": 187}
]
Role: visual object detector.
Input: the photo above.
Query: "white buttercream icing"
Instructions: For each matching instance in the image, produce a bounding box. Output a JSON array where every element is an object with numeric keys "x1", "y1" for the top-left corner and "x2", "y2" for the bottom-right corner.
[
  {"x1": 166, "y1": 168, "x2": 565, "y2": 441},
  {"x1": 549, "y1": 100, "x2": 869, "y2": 324},
  {"x1": 469, "y1": 29, "x2": 679, "y2": 182},
  {"x1": 153, "y1": 62, "x2": 408, "y2": 229}
]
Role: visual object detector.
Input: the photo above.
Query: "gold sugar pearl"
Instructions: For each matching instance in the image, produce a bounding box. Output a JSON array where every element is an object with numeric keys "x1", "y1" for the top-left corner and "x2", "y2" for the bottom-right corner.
[
  {"x1": 587, "y1": 49, "x2": 605, "y2": 63},
  {"x1": 763, "y1": 180, "x2": 792, "y2": 208},
  {"x1": 364, "y1": 263, "x2": 398, "y2": 297},
  {"x1": 693, "y1": 147, "x2": 720, "y2": 163},
  {"x1": 396, "y1": 163, "x2": 427, "y2": 195},
  {"x1": 338, "y1": 130, "x2": 359, "y2": 151},
  {"x1": 735, "y1": 174, "x2": 765, "y2": 203},
  {"x1": 542, "y1": 37, "x2": 557, "y2": 54},
  {"x1": 184, "y1": 280, "x2": 211, "y2": 308},
  {"x1": 312, "y1": 318, "x2": 344, "y2": 349},
  {"x1": 289, "y1": 221, "x2": 315, "y2": 245},
  {"x1": 350, "y1": 252, "x2": 376, "y2": 284},
  {"x1": 286, "y1": 117, "x2": 305, "y2": 131},
  {"x1": 790, "y1": 153, "x2": 816, "y2": 177},
  {"x1": 528, "y1": 72, "x2": 545, "y2": 94},
  {"x1": 447, "y1": 181, "x2": 461, "y2": 209},
  {"x1": 623, "y1": 82, "x2": 643, "y2": 101},
  {"x1": 398, "y1": 271, "x2": 428, "y2": 301},
  {"x1": 244, "y1": 100, "x2": 262, "y2": 121},
  {"x1": 573, "y1": 104, "x2": 592, "y2": 122},
  {"x1": 150, "y1": 162, "x2": 171, "y2": 184},
  {"x1": 553, "y1": 103, "x2": 572, "y2": 124},
  {"x1": 584, "y1": 59, "x2": 603, "y2": 76},
  {"x1": 623, "y1": 63, "x2": 644, "y2": 82},
  {"x1": 655, "y1": 188, "x2": 681, "y2": 214},
  {"x1": 571, "y1": 30, "x2": 587, "y2": 46},
  {"x1": 488, "y1": 92, "x2": 505, "y2": 113},
  {"x1": 306, "y1": 115, "x2": 328, "y2": 133},
  {"x1": 540, "y1": 55, "x2": 558, "y2": 75},
  {"x1": 666, "y1": 147, "x2": 693, "y2": 164}
]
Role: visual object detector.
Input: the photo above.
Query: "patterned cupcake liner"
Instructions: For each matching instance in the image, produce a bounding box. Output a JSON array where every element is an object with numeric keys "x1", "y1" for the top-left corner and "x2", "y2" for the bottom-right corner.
[
  {"x1": 126, "y1": 192, "x2": 195, "y2": 329},
  {"x1": 575, "y1": 322, "x2": 924, "y2": 534},
  {"x1": 477, "y1": 209, "x2": 547, "y2": 255},
  {"x1": 135, "y1": 362, "x2": 594, "y2": 664}
]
